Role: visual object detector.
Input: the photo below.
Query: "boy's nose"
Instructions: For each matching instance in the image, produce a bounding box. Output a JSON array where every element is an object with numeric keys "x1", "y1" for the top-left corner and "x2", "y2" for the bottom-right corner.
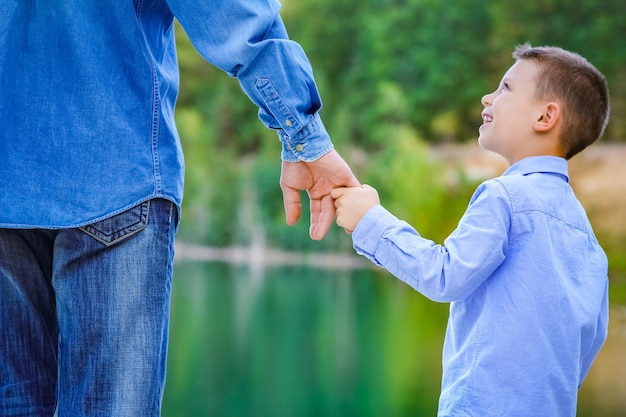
[{"x1": 481, "y1": 92, "x2": 493, "y2": 106}]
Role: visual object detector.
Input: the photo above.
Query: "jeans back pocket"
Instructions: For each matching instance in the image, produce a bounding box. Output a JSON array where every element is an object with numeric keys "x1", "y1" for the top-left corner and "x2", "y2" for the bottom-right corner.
[{"x1": 79, "y1": 201, "x2": 150, "y2": 246}]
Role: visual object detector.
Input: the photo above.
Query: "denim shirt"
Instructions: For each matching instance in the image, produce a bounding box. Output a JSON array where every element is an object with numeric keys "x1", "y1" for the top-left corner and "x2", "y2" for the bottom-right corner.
[
  {"x1": 0, "y1": 0, "x2": 332, "y2": 228},
  {"x1": 353, "y1": 156, "x2": 609, "y2": 416}
]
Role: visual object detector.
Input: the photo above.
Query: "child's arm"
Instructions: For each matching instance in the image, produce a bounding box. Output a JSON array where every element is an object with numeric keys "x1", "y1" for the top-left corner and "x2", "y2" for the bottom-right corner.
[{"x1": 333, "y1": 181, "x2": 511, "y2": 302}]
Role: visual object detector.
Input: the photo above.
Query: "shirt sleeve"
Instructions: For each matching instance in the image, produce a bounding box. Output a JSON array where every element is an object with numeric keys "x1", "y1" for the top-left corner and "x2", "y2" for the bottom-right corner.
[
  {"x1": 352, "y1": 180, "x2": 512, "y2": 302},
  {"x1": 165, "y1": 0, "x2": 333, "y2": 162}
]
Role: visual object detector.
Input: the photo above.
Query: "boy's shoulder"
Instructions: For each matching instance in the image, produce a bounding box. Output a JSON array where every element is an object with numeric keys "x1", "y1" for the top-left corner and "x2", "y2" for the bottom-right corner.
[
  {"x1": 489, "y1": 169, "x2": 566, "y2": 209},
  {"x1": 484, "y1": 158, "x2": 595, "y2": 233}
]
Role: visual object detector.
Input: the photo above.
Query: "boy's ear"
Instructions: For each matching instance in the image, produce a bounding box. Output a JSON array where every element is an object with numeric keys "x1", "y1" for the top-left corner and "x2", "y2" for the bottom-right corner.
[{"x1": 533, "y1": 102, "x2": 561, "y2": 132}]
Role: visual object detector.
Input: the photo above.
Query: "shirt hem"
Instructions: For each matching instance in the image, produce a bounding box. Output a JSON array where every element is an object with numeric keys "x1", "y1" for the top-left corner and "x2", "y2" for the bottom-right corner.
[{"x1": 0, "y1": 195, "x2": 181, "y2": 230}]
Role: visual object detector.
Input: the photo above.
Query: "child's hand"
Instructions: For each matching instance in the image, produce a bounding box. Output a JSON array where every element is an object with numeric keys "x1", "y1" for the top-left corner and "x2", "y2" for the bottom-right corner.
[{"x1": 331, "y1": 185, "x2": 380, "y2": 233}]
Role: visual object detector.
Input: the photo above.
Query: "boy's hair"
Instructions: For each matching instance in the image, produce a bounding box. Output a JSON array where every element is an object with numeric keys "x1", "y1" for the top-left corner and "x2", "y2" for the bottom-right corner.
[{"x1": 513, "y1": 44, "x2": 610, "y2": 159}]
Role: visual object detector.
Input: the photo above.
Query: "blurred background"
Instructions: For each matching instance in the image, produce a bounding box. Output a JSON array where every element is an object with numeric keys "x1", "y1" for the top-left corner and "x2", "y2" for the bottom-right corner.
[{"x1": 163, "y1": 0, "x2": 626, "y2": 415}]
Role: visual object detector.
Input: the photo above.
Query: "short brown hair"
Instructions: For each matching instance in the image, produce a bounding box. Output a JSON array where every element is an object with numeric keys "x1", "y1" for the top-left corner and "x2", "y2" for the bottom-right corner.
[{"x1": 513, "y1": 44, "x2": 610, "y2": 159}]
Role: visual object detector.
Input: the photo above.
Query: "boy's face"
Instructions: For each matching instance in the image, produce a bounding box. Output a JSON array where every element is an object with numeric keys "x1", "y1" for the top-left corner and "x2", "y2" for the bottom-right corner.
[{"x1": 478, "y1": 59, "x2": 544, "y2": 164}]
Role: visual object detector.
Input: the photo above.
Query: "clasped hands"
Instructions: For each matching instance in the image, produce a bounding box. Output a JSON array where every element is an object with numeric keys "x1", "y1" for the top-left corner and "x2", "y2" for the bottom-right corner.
[{"x1": 280, "y1": 150, "x2": 379, "y2": 239}]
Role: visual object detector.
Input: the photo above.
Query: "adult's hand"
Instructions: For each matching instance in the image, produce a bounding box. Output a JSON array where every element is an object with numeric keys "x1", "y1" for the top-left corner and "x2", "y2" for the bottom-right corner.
[{"x1": 280, "y1": 150, "x2": 360, "y2": 240}]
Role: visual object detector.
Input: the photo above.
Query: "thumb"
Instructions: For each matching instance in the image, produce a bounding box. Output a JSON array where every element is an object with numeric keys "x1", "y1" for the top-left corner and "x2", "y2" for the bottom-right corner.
[
  {"x1": 282, "y1": 186, "x2": 302, "y2": 226},
  {"x1": 309, "y1": 193, "x2": 335, "y2": 240},
  {"x1": 330, "y1": 187, "x2": 348, "y2": 200}
]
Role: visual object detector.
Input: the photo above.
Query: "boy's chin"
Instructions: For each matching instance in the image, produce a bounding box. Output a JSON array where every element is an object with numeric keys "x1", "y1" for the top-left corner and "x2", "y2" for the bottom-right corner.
[
  {"x1": 477, "y1": 138, "x2": 504, "y2": 158},
  {"x1": 477, "y1": 136, "x2": 489, "y2": 151}
]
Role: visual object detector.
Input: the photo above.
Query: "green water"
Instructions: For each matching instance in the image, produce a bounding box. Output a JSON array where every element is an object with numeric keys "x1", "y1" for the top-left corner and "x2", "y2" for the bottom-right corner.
[{"x1": 163, "y1": 261, "x2": 626, "y2": 417}]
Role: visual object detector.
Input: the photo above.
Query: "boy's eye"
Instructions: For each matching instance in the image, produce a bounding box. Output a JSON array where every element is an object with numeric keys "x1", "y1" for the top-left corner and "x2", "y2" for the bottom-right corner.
[{"x1": 502, "y1": 82, "x2": 510, "y2": 90}]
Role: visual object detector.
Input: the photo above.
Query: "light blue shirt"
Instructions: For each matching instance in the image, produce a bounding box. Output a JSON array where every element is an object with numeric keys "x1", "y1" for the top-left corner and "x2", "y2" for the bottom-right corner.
[
  {"x1": 353, "y1": 156, "x2": 608, "y2": 416},
  {"x1": 0, "y1": 0, "x2": 332, "y2": 228}
]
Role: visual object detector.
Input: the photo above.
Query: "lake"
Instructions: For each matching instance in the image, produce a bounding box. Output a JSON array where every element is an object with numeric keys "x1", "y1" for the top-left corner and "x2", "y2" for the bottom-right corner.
[{"x1": 162, "y1": 259, "x2": 626, "y2": 416}]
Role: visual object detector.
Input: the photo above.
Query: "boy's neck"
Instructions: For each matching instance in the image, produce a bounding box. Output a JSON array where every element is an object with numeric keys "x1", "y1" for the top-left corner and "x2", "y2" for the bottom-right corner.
[{"x1": 505, "y1": 132, "x2": 564, "y2": 165}]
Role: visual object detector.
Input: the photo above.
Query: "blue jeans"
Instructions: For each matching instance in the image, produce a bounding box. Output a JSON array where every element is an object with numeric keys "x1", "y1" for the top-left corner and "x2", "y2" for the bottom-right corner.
[{"x1": 0, "y1": 199, "x2": 177, "y2": 416}]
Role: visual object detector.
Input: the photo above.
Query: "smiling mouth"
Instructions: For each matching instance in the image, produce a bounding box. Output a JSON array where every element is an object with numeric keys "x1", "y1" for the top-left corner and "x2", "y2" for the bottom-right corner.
[{"x1": 482, "y1": 113, "x2": 493, "y2": 124}]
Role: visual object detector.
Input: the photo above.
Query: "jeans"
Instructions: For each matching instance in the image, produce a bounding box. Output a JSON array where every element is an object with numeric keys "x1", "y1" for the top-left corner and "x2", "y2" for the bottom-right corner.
[{"x1": 0, "y1": 199, "x2": 177, "y2": 416}]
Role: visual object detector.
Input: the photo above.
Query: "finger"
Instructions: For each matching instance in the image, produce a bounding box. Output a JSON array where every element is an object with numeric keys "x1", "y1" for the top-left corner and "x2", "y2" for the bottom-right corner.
[
  {"x1": 281, "y1": 186, "x2": 302, "y2": 226},
  {"x1": 330, "y1": 187, "x2": 347, "y2": 199},
  {"x1": 310, "y1": 194, "x2": 335, "y2": 240},
  {"x1": 347, "y1": 176, "x2": 362, "y2": 187},
  {"x1": 308, "y1": 194, "x2": 321, "y2": 239}
]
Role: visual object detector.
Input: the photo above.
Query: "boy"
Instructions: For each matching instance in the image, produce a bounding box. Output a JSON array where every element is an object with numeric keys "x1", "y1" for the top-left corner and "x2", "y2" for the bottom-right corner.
[{"x1": 331, "y1": 44, "x2": 610, "y2": 416}]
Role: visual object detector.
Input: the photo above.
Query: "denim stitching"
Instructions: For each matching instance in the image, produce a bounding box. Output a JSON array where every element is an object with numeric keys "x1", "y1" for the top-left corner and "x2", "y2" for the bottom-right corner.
[{"x1": 78, "y1": 201, "x2": 150, "y2": 246}]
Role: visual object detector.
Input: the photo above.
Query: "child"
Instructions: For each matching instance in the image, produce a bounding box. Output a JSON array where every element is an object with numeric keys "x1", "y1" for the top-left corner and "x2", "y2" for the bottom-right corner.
[{"x1": 331, "y1": 44, "x2": 610, "y2": 416}]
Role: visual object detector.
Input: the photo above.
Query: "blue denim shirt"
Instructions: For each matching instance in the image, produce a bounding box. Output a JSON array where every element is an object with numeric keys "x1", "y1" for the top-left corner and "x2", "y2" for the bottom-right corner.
[
  {"x1": 0, "y1": 0, "x2": 332, "y2": 228},
  {"x1": 353, "y1": 156, "x2": 609, "y2": 416}
]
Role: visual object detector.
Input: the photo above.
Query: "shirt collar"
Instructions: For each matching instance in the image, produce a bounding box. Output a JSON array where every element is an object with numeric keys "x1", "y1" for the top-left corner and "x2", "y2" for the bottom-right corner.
[{"x1": 502, "y1": 156, "x2": 570, "y2": 183}]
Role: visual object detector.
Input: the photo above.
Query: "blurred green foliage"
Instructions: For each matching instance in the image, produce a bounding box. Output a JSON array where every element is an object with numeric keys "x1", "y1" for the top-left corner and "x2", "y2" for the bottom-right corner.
[{"x1": 280, "y1": 0, "x2": 626, "y2": 144}]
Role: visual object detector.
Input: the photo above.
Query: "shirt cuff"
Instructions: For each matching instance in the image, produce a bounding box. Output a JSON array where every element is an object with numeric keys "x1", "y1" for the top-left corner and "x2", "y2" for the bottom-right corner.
[
  {"x1": 279, "y1": 113, "x2": 334, "y2": 162},
  {"x1": 352, "y1": 205, "x2": 399, "y2": 266}
]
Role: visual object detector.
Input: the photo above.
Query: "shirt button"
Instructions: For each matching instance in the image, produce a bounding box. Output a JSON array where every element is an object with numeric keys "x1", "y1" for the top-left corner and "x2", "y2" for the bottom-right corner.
[
  {"x1": 285, "y1": 119, "x2": 292, "y2": 127},
  {"x1": 295, "y1": 144, "x2": 304, "y2": 152}
]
